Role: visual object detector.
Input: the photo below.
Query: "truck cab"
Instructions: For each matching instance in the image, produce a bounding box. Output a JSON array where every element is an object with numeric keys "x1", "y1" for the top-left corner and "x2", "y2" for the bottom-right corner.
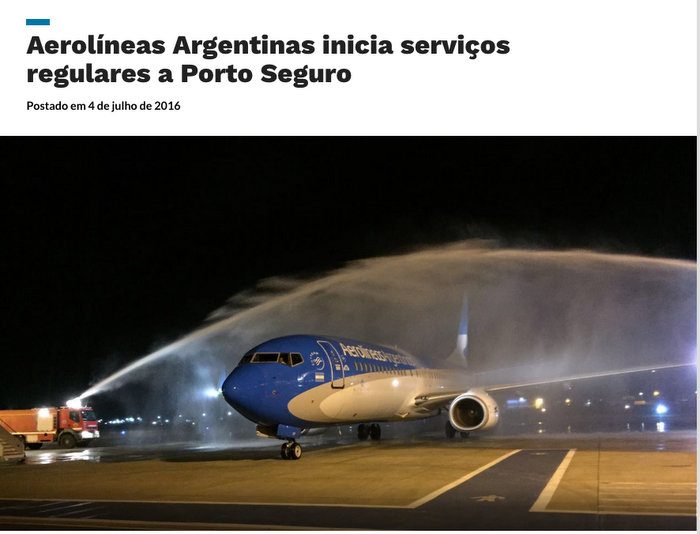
[{"x1": 56, "y1": 406, "x2": 100, "y2": 448}]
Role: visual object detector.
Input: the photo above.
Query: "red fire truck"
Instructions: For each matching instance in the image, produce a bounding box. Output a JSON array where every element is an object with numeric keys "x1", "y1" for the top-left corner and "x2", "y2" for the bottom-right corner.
[{"x1": 0, "y1": 406, "x2": 100, "y2": 449}]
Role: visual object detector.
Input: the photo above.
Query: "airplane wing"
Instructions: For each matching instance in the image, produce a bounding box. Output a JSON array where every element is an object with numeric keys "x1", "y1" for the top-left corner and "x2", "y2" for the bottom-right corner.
[{"x1": 413, "y1": 361, "x2": 695, "y2": 411}]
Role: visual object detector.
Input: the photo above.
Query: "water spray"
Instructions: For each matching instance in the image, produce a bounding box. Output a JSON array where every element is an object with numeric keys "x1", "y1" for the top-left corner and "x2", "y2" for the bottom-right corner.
[{"x1": 77, "y1": 241, "x2": 696, "y2": 414}]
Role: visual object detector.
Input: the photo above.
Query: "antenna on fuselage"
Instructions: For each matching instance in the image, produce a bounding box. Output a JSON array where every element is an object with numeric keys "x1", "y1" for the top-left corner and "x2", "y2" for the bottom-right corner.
[{"x1": 447, "y1": 294, "x2": 469, "y2": 367}]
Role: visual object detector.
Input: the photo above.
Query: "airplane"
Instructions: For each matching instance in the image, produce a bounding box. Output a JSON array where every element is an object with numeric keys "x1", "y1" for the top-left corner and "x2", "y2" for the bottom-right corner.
[{"x1": 221, "y1": 301, "x2": 692, "y2": 460}]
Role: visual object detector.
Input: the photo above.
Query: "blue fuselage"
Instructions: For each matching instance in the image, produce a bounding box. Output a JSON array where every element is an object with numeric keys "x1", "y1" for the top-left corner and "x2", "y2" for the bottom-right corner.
[{"x1": 221, "y1": 334, "x2": 461, "y2": 434}]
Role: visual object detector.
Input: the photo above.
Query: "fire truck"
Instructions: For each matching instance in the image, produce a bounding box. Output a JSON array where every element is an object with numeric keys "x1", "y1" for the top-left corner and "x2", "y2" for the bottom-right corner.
[{"x1": 0, "y1": 406, "x2": 100, "y2": 449}]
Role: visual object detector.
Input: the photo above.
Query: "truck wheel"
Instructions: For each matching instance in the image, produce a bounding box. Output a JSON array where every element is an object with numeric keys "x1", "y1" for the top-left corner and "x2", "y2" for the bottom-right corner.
[
  {"x1": 59, "y1": 433, "x2": 77, "y2": 449},
  {"x1": 26, "y1": 443, "x2": 43, "y2": 450}
]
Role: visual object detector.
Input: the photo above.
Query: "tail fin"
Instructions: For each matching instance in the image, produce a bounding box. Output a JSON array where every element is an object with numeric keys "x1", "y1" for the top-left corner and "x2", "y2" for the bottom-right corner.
[{"x1": 447, "y1": 294, "x2": 469, "y2": 367}]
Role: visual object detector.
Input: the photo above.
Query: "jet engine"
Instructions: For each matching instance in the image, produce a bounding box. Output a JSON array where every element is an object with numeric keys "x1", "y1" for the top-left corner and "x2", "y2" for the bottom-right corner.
[{"x1": 448, "y1": 389, "x2": 499, "y2": 432}]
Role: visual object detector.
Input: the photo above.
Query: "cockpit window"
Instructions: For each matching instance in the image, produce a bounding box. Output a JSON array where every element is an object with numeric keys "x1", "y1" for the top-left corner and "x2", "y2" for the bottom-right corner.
[
  {"x1": 251, "y1": 352, "x2": 280, "y2": 363},
  {"x1": 239, "y1": 351, "x2": 304, "y2": 366}
]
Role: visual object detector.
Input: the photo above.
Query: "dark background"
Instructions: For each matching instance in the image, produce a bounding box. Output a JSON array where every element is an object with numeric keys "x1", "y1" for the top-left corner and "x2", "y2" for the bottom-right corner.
[{"x1": 1, "y1": 137, "x2": 695, "y2": 409}]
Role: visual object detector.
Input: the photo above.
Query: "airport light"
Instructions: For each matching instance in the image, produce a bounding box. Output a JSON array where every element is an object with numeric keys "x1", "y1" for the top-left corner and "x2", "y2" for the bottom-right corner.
[
  {"x1": 204, "y1": 387, "x2": 221, "y2": 399},
  {"x1": 66, "y1": 397, "x2": 82, "y2": 409},
  {"x1": 655, "y1": 403, "x2": 668, "y2": 415},
  {"x1": 652, "y1": 390, "x2": 660, "y2": 397},
  {"x1": 534, "y1": 398, "x2": 544, "y2": 409},
  {"x1": 624, "y1": 404, "x2": 631, "y2": 410},
  {"x1": 564, "y1": 398, "x2": 571, "y2": 406}
]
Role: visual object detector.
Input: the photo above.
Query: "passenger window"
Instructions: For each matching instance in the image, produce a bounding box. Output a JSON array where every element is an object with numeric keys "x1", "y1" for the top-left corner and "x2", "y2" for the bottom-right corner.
[{"x1": 291, "y1": 353, "x2": 303, "y2": 366}]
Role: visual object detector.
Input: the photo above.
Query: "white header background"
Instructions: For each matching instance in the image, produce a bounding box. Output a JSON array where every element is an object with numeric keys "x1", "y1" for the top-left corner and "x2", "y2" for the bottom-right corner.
[{"x1": 0, "y1": 0, "x2": 696, "y2": 135}]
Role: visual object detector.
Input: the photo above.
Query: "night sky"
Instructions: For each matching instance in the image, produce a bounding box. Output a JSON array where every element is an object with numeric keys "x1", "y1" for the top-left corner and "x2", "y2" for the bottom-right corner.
[{"x1": 1, "y1": 137, "x2": 695, "y2": 409}]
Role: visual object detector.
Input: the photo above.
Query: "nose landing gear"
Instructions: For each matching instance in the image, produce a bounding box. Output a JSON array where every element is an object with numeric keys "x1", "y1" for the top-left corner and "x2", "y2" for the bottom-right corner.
[
  {"x1": 281, "y1": 441, "x2": 302, "y2": 460},
  {"x1": 357, "y1": 423, "x2": 381, "y2": 441}
]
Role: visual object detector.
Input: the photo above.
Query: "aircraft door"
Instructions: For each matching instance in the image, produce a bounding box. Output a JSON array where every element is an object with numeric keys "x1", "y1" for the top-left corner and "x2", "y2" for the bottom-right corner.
[{"x1": 318, "y1": 341, "x2": 345, "y2": 388}]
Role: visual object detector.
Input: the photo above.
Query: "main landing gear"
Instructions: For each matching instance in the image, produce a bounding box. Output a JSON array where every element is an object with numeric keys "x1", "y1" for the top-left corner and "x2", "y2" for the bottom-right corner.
[
  {"x1": 280, "y1": 441, "x2": 302, "y2": 460},
  {"x1": 445, "y1": 421, "x2": 470, "y2": 439},
  {"x1": 357, "y1": 423, "x2": 381, "y2": 441}
]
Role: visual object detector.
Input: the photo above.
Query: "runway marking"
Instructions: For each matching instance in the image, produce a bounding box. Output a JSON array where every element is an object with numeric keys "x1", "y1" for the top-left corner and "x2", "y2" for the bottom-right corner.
[
  {"x1": 0, "y1": 497, "x2": 405, "y2": 509},
  {"x1": 596, "y1": 482, "x2": 696, "y2": 516},
  {"x1": 0, "y1": 515, "x2": 332, "y2": 530},
  {"x1": 531, "y1": 450, "x2": 696, "y2": 517},
  {"x1": 406, "y1": 449, "x2": 521, "y2": 508},
  {"x1": 529, "y1": 448, "x2": 576, "y2": 513},
  {"x1": 0, "y1": 451, "x2": 519, "y2": 511},
  {"x1": 529, "y1": 508, "x2": 697, "y2": 518}
]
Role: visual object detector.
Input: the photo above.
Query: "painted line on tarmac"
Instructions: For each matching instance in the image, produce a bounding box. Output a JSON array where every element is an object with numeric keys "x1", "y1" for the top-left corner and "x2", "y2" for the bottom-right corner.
[
  {"x1": 0, "y1": 451, "x2": 522, "y2": 512},
  {"x1": 0, "y1": 515, "x2": 336, "y2": 530},
  {"x1": 406, "y1": 449, "x2": 522, "y2": 509},
  {"x1": 0, "y1": 496, "x2": 405, "y2": 510},
  {"x1": 528, "y1": 508, "x2": 697, "y2": 518},
  {"x1": 529, "y1": 448, "x2": 576, "y2": 512}
]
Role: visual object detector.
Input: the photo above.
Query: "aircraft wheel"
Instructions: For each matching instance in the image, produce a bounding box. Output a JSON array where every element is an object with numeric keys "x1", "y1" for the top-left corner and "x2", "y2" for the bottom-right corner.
[
  {"x1": 357, "y1": 424, "x2": 369, "y2": 441},
  {"x1": 289, "y1": 442, "x2": 302, "y2": 460},
  {"x1": 280, "y1": 443, "x2": 291, "y2": 460},
  {"x1": 369, "y1": 423, "x2": 381, "y2": 441},
  {"x1": 445, "y1": 422, "x2": 456, "y2": 439},
  {"x1": 460, "y1": 431, "x2": 470, "y2": 439}
]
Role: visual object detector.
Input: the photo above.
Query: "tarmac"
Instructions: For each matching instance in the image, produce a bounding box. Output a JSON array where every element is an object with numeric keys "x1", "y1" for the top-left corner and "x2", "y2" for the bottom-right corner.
[{"x1": 0, "y1": 431, "x2": 695, "y2": 529}]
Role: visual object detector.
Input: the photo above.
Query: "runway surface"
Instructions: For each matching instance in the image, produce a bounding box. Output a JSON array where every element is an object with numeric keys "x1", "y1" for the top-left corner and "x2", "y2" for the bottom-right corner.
[{"x1": 0, "y1": 431, "x2": 695, "y2": 530}]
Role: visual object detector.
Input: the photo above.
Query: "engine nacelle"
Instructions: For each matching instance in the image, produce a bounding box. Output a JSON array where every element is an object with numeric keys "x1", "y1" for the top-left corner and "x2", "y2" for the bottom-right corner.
[{"x1": 448, "y1": 389, "x2": 499, "y2": 432}]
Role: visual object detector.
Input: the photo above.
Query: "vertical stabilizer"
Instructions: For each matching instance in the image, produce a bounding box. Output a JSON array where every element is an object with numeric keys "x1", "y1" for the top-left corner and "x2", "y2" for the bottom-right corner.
[{"x1": 448, "y1": 295, "x2": 469, "y2": 367}]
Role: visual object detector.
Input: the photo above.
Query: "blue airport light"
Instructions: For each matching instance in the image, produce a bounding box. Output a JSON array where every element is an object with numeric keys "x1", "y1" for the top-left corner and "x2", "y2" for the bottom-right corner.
[
  {"x1": 204, "y1": 387, "x2": 220, "y2": 399},
  {"x1": 655, "y1": 403, "x2": 668, "y2": 415}
]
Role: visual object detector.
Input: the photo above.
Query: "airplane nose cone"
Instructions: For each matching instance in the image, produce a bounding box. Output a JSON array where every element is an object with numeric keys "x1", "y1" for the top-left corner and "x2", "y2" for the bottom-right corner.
[
  {"x1": 221, "y1": 368, "x2": 244, "y2": 406},
  {"x1": 221, "y1": 366, "x2": 259, "y2": 421}
]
